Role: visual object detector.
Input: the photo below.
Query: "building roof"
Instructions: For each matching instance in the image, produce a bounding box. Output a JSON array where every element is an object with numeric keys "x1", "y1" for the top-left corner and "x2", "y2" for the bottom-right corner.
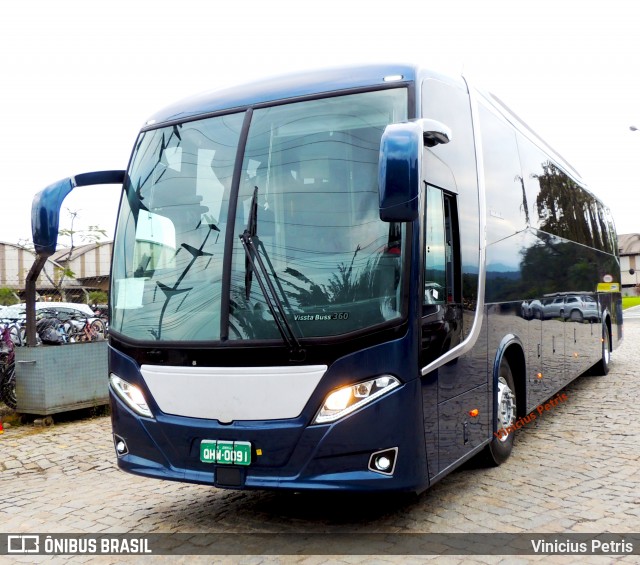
[
  {"x1": 618, "y1": 233, "x2": 640, "y2": 255},
  {"x1": 50, "y1": 241, "x2": 111, "y2": 263}
]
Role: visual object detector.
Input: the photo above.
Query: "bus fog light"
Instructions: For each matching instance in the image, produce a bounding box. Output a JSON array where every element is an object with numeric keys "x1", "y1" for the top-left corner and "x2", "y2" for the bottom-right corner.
[
  {"x1": 113, "y1": 435, "x2": 128, "y2": 456},
  {"x1": 368, "y1": 447, "x2": 398, "y2": 476},
  {"x1": 375, "y1": 456, "x2": 392, "y2": 471},
  {"x1": 312, "y1": 375, "x2": 400, "y2": 424}
]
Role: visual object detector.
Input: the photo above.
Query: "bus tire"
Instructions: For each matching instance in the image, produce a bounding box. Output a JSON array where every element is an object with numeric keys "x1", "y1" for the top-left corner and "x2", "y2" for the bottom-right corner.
[
  {"x1": 591, "y1": 323, "x2": 610, "y2": 376},
  {"x1": 485, "y1": 358, "x2": 517, "y2": 466}
]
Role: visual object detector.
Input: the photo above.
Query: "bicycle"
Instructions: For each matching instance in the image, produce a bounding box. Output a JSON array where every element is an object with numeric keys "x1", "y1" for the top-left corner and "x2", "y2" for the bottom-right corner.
[
  {"x1": 91, "y1": 307, "x2": 109, "y2": 338},
  {"x1": 67, "y1": 314, "x2": 106, "y2": 342},
  {"x1": 0, "y1": 316, "x2": 26, "y2": 347},
  {"x1": 0, "y1": 323, "x2": 16, "y2": 409},
  {"x1": 35, "y1": 310, "x2": 68, "y2": 345}
]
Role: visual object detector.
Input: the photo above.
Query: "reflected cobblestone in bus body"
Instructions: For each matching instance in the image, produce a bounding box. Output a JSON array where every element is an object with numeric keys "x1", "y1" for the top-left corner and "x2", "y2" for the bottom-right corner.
[{"x1": 1, "y1": 320, "x2": 639, "y2": 564}]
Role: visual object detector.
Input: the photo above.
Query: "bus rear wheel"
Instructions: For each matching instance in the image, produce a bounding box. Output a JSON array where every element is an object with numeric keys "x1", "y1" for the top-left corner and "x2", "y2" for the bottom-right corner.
[
  {"x1": 591, "y1": 323, "x2": 610, "y2": 376},
  {"x1": 485, "y1": 358, "x2": 516, "y2": 466}
]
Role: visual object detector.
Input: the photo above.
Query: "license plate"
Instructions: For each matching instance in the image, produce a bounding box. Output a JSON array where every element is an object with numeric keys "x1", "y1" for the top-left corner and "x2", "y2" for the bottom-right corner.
[{"x1": 200, "y1": 440, "x2": 251, "y2": 466}]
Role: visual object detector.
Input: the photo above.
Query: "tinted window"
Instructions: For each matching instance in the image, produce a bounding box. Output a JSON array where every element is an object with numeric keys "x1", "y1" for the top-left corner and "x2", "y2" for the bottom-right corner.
[
  {"x1": 421, "y1": 79, "x2": 477, "y2": 195},
  {"x1": 422, "y1": 78, "x2": 479, "y2": 323},
  {"x1": 515, "y1": 133, "x2": 546, "y2": 231},
  {"x1": 424, "y1": 186, "x2": 447, "y2": 307},
  {"x1": 479, "y1": 105, "x2": 526, "y2": 244},
  {"x1": 516, "y1": 132, "x2": 617, "y2": 254}
]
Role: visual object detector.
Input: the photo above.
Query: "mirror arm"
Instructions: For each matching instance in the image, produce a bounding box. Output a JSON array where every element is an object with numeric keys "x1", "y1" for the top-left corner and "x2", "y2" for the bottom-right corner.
[
  {"x1": 31, "y1": 170, "x2": 125, "y2": 257},
  {"x1": 26, "y1": 170, "x2": 125, "y2": 346}
]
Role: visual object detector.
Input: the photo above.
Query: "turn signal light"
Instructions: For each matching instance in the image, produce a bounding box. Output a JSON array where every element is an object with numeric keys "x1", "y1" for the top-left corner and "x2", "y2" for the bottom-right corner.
[{"x1": 469, "y1": 409, "x2": 479, "y2": 417}]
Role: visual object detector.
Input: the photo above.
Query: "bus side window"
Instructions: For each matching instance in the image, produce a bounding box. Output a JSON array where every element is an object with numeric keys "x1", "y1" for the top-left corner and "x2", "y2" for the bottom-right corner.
[
  {"x1": 479, "y1": 105, "x2": 526, "y2": 244},
  {"x1": 424, "y1": 186, "x2": 455, "y2": 310},
  {"x1": 421, "y1": 77, "x2": 479, "y2": 323}
]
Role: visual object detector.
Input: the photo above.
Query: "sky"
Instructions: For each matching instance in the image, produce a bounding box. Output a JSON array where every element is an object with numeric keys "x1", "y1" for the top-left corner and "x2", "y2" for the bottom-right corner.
[{"x1": 2, "y1": 0, "x2": 640, "y2": 247}]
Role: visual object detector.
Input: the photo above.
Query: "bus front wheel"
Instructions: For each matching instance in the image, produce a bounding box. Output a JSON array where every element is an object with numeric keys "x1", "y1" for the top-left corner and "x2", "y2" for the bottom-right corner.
[{"x1": 485, "y1": 358, "x2": 517, "y2": 466}]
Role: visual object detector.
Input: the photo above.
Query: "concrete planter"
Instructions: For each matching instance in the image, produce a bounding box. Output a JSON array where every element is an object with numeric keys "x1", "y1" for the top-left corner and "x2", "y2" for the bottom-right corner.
[{"x1": 14, "y1": 341, "x2": 108, "y2": 416}]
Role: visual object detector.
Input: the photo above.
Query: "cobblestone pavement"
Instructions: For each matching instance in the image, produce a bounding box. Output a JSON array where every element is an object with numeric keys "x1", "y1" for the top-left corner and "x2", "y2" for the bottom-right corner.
[{"x1": 1, "y1": 320, "x2": 640, "y2": 565}]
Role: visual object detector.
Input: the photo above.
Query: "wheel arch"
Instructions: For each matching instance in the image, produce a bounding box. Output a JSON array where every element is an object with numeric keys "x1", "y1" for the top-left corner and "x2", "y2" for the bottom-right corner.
[
  {"x1": 492, "y1": 334, "x2": 527, "y2": 424},
  {"x1": 602, "y1": 310, "x2": 612, "y2": 353}
]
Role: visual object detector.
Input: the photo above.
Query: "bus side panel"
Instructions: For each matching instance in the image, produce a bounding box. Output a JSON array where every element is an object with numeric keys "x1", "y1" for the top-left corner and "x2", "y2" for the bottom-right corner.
[
  {"x1": 598, "y1": 291, "x2": 623, "y2": 349},
  {"x1": 486, "y1": 230, "x2": 619, "y2": 412},
  {"x1": 421, "y1": 315, "x2": 489, "y2": 479}
]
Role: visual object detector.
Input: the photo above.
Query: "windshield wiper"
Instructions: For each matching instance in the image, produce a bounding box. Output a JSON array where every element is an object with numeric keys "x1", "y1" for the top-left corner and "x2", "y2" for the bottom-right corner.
[{"x1": 239, "y1": 187, "x2": 304, "y2": 359}]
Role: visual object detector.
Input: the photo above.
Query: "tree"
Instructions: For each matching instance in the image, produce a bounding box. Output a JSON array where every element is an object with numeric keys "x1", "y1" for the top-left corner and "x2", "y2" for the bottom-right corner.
[
  {"x1": 52, "y1": 209, "x2": 108, "y2": 300},
  {"x1": 0, "y1": 287, "x2": 19, "y2": 306},
  {"x1": 88, "y1": 290, "x2": 108, "y2": 305},
  {"x1": 17, "y1": 209, "x2": 107, "y2": 302}
]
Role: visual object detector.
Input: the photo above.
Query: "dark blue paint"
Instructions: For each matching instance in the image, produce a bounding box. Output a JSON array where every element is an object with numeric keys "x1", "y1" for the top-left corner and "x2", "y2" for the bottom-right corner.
[
  {"x1": 109, "y1": 331, "x2": 428, "y2": 492},
  {"x1": 31, "y1": 170, "x2": 124, "y2": 256},
  {"x1": 146, "y1": 64, "x2": 418, "y2": 126},
  {"x1": 378, "y1": 121, "x2": 422, "y2": 222}
]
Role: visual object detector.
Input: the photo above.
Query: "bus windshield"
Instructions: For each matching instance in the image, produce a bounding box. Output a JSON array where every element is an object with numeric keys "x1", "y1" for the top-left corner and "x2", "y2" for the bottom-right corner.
[{"x1": 111, "y1": 88, "x2": 408, "y2": 342}]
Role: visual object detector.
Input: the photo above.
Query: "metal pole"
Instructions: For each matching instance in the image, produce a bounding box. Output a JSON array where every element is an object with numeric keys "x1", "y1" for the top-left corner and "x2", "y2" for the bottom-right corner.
[{"x1": 25, "y1": 255, "x2": 47, "y2": 347}]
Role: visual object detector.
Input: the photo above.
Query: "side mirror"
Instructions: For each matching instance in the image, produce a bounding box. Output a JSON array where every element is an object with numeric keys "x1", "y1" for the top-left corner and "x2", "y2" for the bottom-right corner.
[
  {"x1": 421, "y1": 118, "x2": 453, "y2": 148},
  {"x1": 27, "y1": 170, "x2": 125, "y2": 347},
  {"x1": 378, "y1": 119, "x2": 451, "y2": 222},
  {"x1": 31, "y1": 170, "x2": 125, "y2": 257}
]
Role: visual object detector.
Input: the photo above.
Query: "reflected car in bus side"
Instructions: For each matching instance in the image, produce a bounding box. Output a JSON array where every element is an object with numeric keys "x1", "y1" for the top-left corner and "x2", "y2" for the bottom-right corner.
[
  {"x1": 522, "y1": 294, "x2": 600, "y2": 322},
  {"x1": 521, "y1": 299, "x2": 543, "y2": 320},
  {"x1": 542, "y1": 294, "x2": 600, "y2": 322}
]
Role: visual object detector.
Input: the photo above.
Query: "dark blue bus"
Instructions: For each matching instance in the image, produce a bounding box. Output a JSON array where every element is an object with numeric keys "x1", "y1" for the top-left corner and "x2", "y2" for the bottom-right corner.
[{"x1": 31, "y1": 64, "x2": 622, "y2": 492}]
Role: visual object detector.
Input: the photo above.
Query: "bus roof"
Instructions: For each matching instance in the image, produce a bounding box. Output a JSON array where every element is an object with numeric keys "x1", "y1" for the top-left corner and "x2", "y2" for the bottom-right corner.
[
  {"x1": 142, "y1": 62, "x2": 586, "y2": 190},
  {"x1": 144, "y1": 63, "x2": 421, "y2": 127}
]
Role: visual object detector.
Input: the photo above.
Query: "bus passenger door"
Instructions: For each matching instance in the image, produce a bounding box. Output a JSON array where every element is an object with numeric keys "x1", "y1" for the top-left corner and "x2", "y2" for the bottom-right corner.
[
  {"x1": 420, "y1": 185, "x2": 486, "y2": 477},
  {"x1": 421, "y1": 185, "x2": 460, "y2": 366}
]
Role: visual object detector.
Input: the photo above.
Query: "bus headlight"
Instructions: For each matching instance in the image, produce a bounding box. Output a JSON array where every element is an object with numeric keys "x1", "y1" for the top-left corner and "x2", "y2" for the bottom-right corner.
[
  {"x1": 110, "y1": 374, "x2": 154, "y2": 418},
  {"x1": 312, "y1": 375, "x2": 400, "y2": 424}
]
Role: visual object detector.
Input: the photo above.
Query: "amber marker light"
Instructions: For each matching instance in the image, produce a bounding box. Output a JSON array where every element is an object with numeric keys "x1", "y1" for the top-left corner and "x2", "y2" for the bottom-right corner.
[
  {"x1": 469, "y1": 409, "x2": 479, "y2": 417},
  {"x1": 537, "y1": 373, "x2": 543, "y2": 379}
]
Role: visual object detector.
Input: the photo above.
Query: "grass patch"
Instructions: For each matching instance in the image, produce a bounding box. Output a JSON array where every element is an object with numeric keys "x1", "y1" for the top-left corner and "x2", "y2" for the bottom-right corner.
[{"x1": 622, "y1": 296, "x2": 640, "y2": 309}]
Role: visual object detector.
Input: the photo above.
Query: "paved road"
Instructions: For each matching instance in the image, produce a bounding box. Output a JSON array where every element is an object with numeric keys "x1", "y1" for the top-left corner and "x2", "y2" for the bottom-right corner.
[
  {"x1": 624, "y1": 305, "x2": 640, "y2": 319},
  {"x1": 2, "y1": 320, "x2": 640, "y2": 564}
]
